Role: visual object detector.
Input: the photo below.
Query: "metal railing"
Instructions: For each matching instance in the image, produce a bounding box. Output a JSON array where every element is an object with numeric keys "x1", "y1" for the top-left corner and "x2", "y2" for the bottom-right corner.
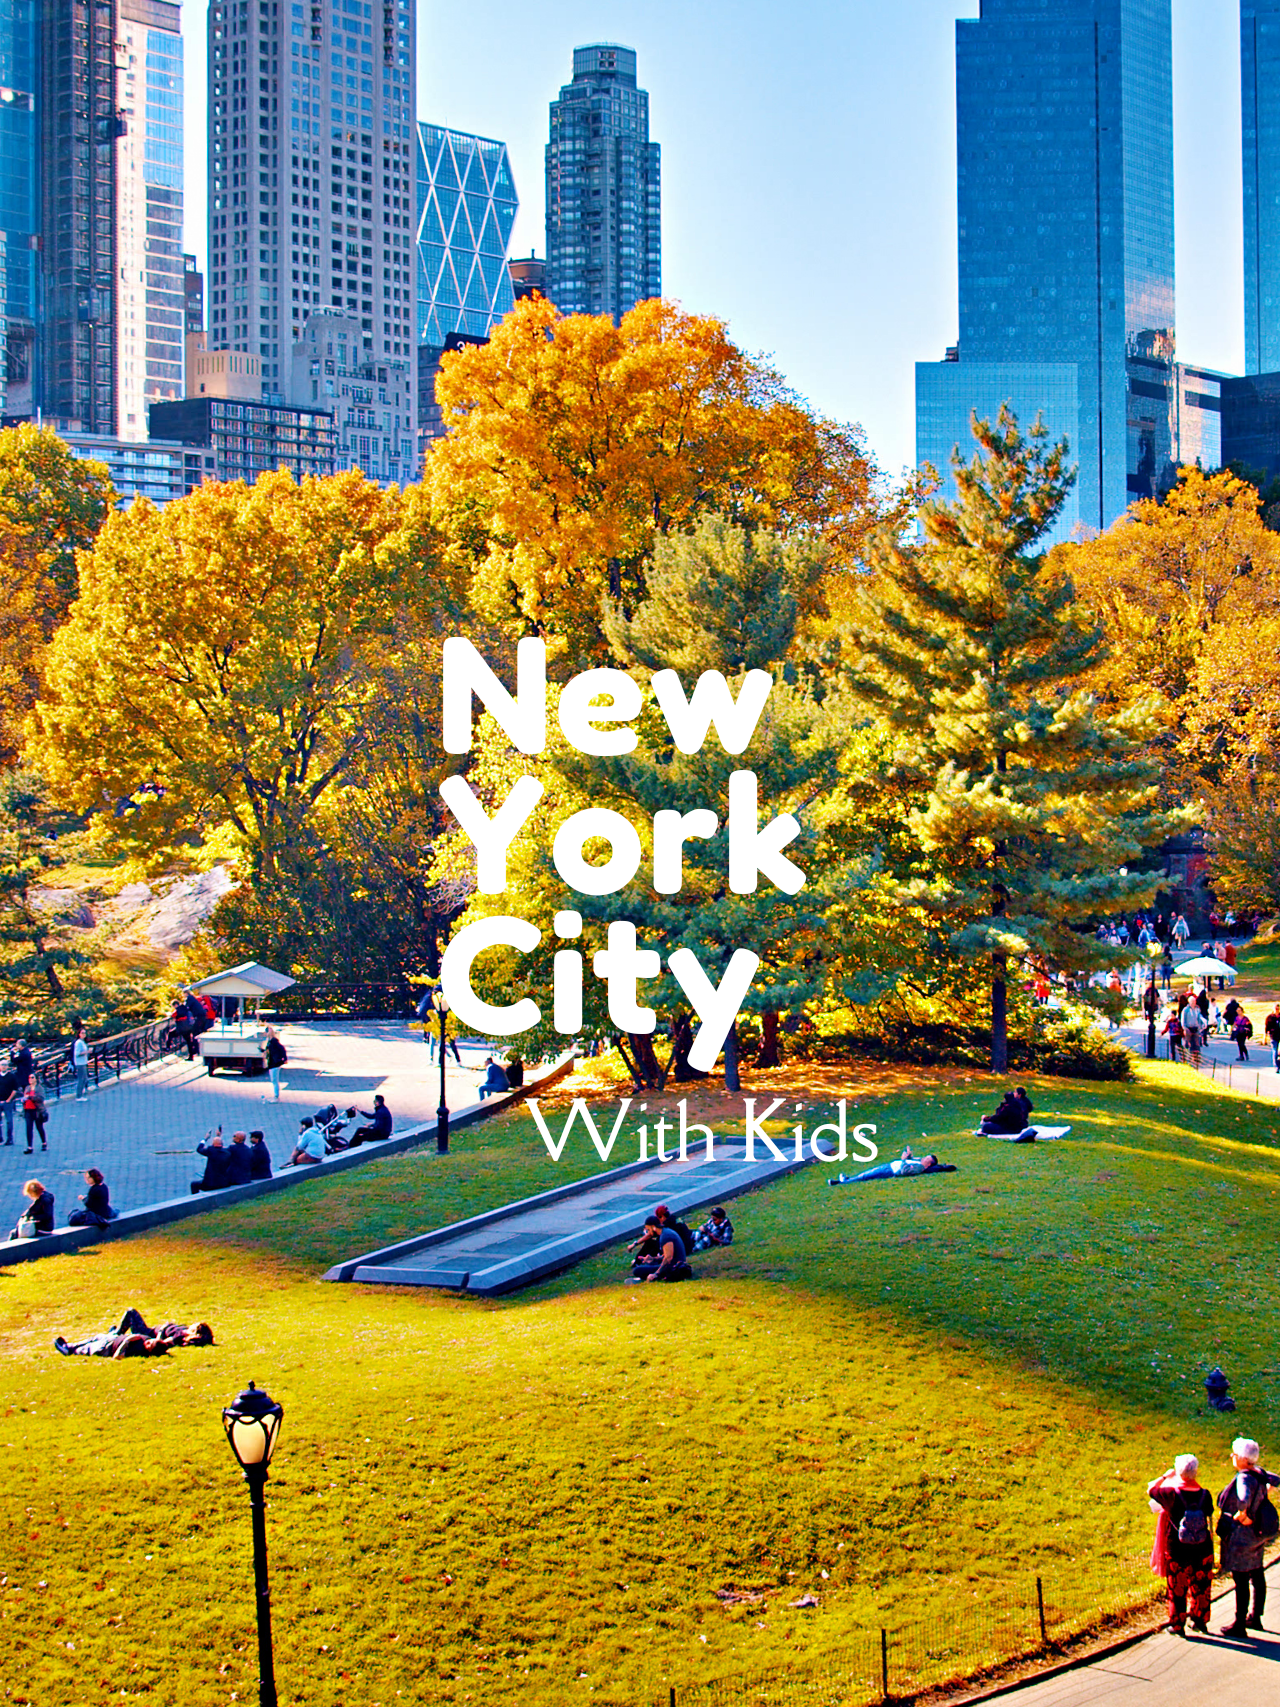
[
  {"x1": 32, "y1": 1016, "x2": 186, "y2": 1100},
  {"x1": 650, "y1": 1560, "x2": 1168, "y2": 1706}
]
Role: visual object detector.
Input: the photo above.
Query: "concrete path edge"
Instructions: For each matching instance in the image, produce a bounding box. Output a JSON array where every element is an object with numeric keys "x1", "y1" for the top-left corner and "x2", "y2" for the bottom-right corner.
[{"x1": 0, "y1": 1054, "x2": 575, "y2": 1268}]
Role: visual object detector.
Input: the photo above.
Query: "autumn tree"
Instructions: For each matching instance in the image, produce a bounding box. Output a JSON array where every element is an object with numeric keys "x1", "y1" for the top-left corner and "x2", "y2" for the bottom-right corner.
[
  {"x1": 426, "y1": 296, "x2": 881, "y2": 666},
  {"x1": 28, "y1": 470, "x2": 451, "y2": 886},
  {"x1": 851, "y1": 408, "x2": 1175, "y2": 1073},
  {"x1": 0, "y1": 426, "x2": 115, "y2": 764},
  {"x1": 1055, "y1": 466, "x2": 1280, "y2": 707},
  {"x1": 448, "y1": 516, "x2": 873, "y2": 1091}
]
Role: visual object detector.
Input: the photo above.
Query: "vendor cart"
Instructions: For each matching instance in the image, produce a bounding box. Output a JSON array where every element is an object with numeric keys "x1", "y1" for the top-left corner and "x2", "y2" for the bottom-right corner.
[{"x1": 190, "y1": 961, "x2": 296, "y2": 1075}]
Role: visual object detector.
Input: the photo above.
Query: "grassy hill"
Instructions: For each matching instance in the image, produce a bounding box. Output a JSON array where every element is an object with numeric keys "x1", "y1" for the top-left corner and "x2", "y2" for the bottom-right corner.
[{"x1": 2, "y1": 1061, "x2": 1278, "y2": 1705}]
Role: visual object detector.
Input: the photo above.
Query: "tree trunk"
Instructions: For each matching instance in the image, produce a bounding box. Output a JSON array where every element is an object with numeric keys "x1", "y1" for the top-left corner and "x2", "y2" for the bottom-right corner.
[
  {"x1": 613, "y1": 1035, "x2": 646, "y2": 1092},
  {"x1": 723, "y1": 1022, "x2": 741, "y2": 1093},
  {"x1": 629, "y1": 1032, "x2": 664, "y2": 1090},
  {"x1": 991, "y1": 952, "x2": 1008, "y2": 1074},
  {"x1": 756, "y1": 1010, "x2": 781, "y2": 1069}
]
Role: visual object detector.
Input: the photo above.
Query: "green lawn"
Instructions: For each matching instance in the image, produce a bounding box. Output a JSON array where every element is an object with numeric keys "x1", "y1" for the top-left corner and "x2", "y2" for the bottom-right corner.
[{"x1": 2, "y1": 1064, "x2": 1279, "y2": 1706}]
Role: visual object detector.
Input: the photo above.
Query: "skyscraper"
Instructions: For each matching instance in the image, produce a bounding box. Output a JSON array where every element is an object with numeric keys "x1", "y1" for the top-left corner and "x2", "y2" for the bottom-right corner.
[
  {"x1": 416, "y1": 123, "x2": 517, "y2": 348},
  {"x1": 544, "y1": 43, "x2": 660, "y2": 321},
  {"x1": 39, "y1": 0, "x2": 124, "y2": 434},
  {"x1": 115, "y1": 0, "x2": 185, "y2": 439},
  {"x1": 1243, "y1": 3, "x2": 1280, "y2": 374},
  {"x1": 0, "y1": 0, "x2": 39, "y2": 421},
  {"x1": 916, "y1": 0, "x2": 1181, "y2": 537},
  {"x1": 206, "y1": 0, "x2": 417, "y2": 404}
]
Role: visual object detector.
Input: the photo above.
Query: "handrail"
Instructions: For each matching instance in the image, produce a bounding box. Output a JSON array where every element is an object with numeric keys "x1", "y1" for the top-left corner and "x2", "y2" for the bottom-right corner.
[{"x1": 32, "y1": 1015, "x2": 186, "y2": 1100}]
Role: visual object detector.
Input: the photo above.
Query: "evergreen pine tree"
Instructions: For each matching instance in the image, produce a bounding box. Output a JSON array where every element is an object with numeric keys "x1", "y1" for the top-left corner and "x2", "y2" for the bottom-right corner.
[{"x1": 851, "y1": 407, "x2": 1175, "y2": 1072}]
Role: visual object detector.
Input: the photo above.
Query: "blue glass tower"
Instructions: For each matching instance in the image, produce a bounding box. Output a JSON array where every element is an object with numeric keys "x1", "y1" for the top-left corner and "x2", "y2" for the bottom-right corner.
[
  {"x1": 1243, "y1": 3, "x2": 1280, "y2": 374},
  {"x1": 0, "y1": 0, "x2": 39, "y2": 418},
  {"x1": 416, "y1": 123, "x2": 517, "y2": 346},
  {"x1": 917, "y1": 0, "x2": 1177, "y2": 536}
]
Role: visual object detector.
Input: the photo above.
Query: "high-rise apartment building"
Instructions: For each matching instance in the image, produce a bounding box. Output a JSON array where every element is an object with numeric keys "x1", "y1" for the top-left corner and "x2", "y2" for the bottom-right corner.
[
  {"x1": 206, "y1": 0, "x2": 416, "y2": 402},
  {"x1": 1243, "y1": 3, "x2": 1280, "y2": 373},
  {"x1": 544, "y1": 44, "x2": 660, "y2": 321},
  {"x1": 39, "y1": 0, "x2": 123, "y2": 433},
  {"x1": 115, "y1": 0, "x2": 184, "y2": 439},
  {"x1": 0, "y1": 0, "x2": 39, "y2": 421},
  {"x1": 916, "y1": 0, "x2": 1188, "y2": 538}
]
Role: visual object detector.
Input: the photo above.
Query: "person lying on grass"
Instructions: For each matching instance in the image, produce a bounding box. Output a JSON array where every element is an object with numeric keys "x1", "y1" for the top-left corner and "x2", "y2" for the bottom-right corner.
[
  {"x1": 829, "y1": 1147, "x2": 957, "y2": 1184},
  {"x1": 692, "y1": 1206, "x2": 734, "y2": 1250},
  {"x1": 54, "y1": 1309, "x2": 214, "y2": 1359}
]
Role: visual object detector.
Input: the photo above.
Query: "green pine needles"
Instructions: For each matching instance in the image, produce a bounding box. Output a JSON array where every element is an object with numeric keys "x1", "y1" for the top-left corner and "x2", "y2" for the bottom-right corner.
[{"x1": 850, "y1": 407, "x2": 1178, "y2": 1070}]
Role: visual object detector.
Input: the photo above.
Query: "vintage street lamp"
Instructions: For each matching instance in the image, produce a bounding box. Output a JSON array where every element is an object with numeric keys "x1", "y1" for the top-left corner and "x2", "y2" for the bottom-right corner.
[
  {"x1": 222, "y1": 1381, "x2": 284, "y2": 1707},
  {"x1": 433, "y1": 986, "x2": 450, "y2": 1155}
]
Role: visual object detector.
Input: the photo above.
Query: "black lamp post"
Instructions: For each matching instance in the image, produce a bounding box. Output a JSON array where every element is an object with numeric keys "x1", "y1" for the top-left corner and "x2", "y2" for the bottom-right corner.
[
  {"x1": 222, "y1": 1381, "x2": 284, "y2": 1707},
  {"x1": 433, "y1": 987, "x2": 450, "y2": 1155}
]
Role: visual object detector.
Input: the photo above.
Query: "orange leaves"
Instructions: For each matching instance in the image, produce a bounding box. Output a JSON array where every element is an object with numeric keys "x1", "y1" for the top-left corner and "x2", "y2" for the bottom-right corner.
[{"x1": 426, "y1": 297, "x2": 878, "y2": 664}]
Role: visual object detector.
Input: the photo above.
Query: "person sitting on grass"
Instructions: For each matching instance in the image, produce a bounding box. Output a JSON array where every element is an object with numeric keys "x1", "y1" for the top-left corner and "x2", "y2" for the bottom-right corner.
[
  {"x1": 654, "y1": 1204, "x2": 696, "y2": 1262},
  {"x1": 692, "y1": 1206, "x2": 734, "y2": 1251},
  {"x1": 830, "y1": 1147, "x2": 957, "y2": 1184},
  {"x1": 478, "y1": 1057, "x2": 511, "y2": 1100},
  {"x1": 628, "y1": 1216, "x2": 692, "y2": 1283},
  {"x1": 288, "y1": 1122, "x2": 327, "y2": 1166},
  {"x1": 980, "y1": 1088, "x2": 1033, "y2": 1135},
  {"x1": 54, "y1": 1309, "x2": 213, "y2": 1359},
  {"x1": 349, "y1": 1094, "x2": 393, "y2": 1146},
  {"x1": 68, "y1": 1167, "x2": 117, "y2": 1227},
  {"x1": 190, "y1": 1129, "x2": 228, "y2": 1194},
  {"x1": 8, "y1": 1178, "x2": 55, "y2": 1239}
]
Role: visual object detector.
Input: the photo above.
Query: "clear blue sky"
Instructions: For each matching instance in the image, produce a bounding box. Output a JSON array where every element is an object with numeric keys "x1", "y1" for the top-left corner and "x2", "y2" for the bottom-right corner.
[{"x1": 181, "y1": 0, "x2": 1244, "y2": 481}]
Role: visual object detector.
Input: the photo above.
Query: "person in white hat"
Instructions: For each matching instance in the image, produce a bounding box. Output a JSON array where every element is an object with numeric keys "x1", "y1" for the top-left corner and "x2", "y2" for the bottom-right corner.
[
  {"x1": 1147, "y1": 1455, "x2": 1214, "y2": 1635},
  {"x1": 1216, "y1": 1438, "x2": 1280, "y2": 1638}
]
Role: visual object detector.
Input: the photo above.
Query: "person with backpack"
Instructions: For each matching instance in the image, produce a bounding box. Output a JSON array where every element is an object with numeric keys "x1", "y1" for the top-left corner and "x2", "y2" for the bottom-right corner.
[
  {"x1": 1217, "y1": 1437, "x2": 1280, "y2": 1638},
  {"x1": 1232, "y1": 1007, "x2": 1254, "y2": 1062},
  {"x1": 263, "y1": 1025, "x2": 287, "y2": 1100},
  {"x1": 1147, "y1": 1455, "x2": 1215, "y2": 1635}
]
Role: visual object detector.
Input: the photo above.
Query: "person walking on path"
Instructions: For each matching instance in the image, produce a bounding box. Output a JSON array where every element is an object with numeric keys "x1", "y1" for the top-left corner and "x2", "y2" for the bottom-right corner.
[
  {"x1": 72, "y1": 1024, "x2": 89, "y2": 1099},
  {"x1": 21, "y1": 1081, "x2": 47, "y2": 1153},
  {"x1": 1217, "y1": 1437, "x2": 1280, "y2": 1638},
  {"x1": 1179, "y1": 996, "x2": 1204, "y2": 1066},
  {"x1": 1148, "y1": 1455, "x2": 1215, "y2": 1635},
  {"x1": 0, "y1": 1055, "x2": 18, "y2": 1148},
  {"x1": 264, "y1": 1026, "x2": 287, "y2": 1101},
  {"x1": 1267, "y1": 1003, "x2": 1280, "y2": 1071},
  {"x1": 1232, "y1": 1008, "x2": 1254, "y2": 1062},
  {"x1": 1173, "y1": 913, "x2": 1191, "y2": 949}
]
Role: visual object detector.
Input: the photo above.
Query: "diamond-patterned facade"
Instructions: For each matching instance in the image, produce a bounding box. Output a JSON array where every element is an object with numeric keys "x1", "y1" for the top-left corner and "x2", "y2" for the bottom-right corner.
[{"x1": 416, "y1": 123, "x2": 517, "y2": 345}]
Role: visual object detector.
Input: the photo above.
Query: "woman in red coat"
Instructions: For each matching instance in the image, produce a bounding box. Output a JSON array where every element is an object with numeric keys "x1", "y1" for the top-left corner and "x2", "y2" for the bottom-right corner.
[{"x1": 1148, "y1": 1455, "x2": 1215, "y2": 1636}]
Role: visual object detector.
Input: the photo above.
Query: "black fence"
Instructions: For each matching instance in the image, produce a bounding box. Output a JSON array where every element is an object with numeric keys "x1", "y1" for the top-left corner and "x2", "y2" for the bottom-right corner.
[
  {"x1": 32, "y1": 1017, "x2": 186, "y2": 1101},
  {"x1": 259, "y1": 980, "x2": 417, "y2": 1021},
  {"x1": 650, "y1": 1560, "x2": 1166, "y2": 1706}
]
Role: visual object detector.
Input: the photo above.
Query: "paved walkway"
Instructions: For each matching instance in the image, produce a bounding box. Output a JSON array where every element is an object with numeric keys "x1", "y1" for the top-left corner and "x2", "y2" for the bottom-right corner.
[
  {"x1": 327, "y1": 1133, "x2": 815, "y2": 1293},
  {"x1": 0, "y1": 1022, "x2": 498, "y2": 1228},
  {"x1": 998, "y1": 1615, "x2": 1280, "y2": 1704}
]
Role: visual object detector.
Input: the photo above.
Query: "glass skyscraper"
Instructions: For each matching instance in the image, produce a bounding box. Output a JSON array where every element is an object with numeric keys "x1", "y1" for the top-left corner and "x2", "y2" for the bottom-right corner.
[
  {"x1": 1243, "y1": 3, "x2": 1280, "y2": 374},
  {"x1": 0, "y1": 0, "x2": 38, "y2": 420},
  {"x1": 545, "y1": 44, "x2": 660, "y2": 322},
  {"x1": 115, "y1": 0, "x2": 185, "y2": 439},
  {"x1": 917, "y1": 0, "x2": 1181, "y2": 537},
  {"x1": 416, "y1": 123, "x2": 517, "y2": 347}
]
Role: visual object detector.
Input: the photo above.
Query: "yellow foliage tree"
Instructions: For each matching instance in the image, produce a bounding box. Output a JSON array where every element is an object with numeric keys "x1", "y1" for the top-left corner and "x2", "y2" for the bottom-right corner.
[
  {"x1": 1055, "y1": 466, "x2": 1280, "y2": 705},
  {"x1": 426, "y1": 295, "x2": 880, "y2": 664},
  {"x1": 27, "y1": 470, "x2": 449, "y2": 880},
  {"x1": 0, "y1": 425, "x2": 115, "y2": 764}
]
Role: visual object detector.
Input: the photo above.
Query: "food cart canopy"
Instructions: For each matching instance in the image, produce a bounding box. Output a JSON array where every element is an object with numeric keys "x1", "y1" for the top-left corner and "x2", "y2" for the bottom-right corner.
[{"x1": 191, "y1": 962, "x2": 296, "y2": 998}]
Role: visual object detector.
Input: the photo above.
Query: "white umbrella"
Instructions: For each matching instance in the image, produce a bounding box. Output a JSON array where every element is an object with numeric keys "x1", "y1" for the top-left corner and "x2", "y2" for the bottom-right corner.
[{"x1": 1171, "y1": 956, "x2": 1233, "y2": 979}]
